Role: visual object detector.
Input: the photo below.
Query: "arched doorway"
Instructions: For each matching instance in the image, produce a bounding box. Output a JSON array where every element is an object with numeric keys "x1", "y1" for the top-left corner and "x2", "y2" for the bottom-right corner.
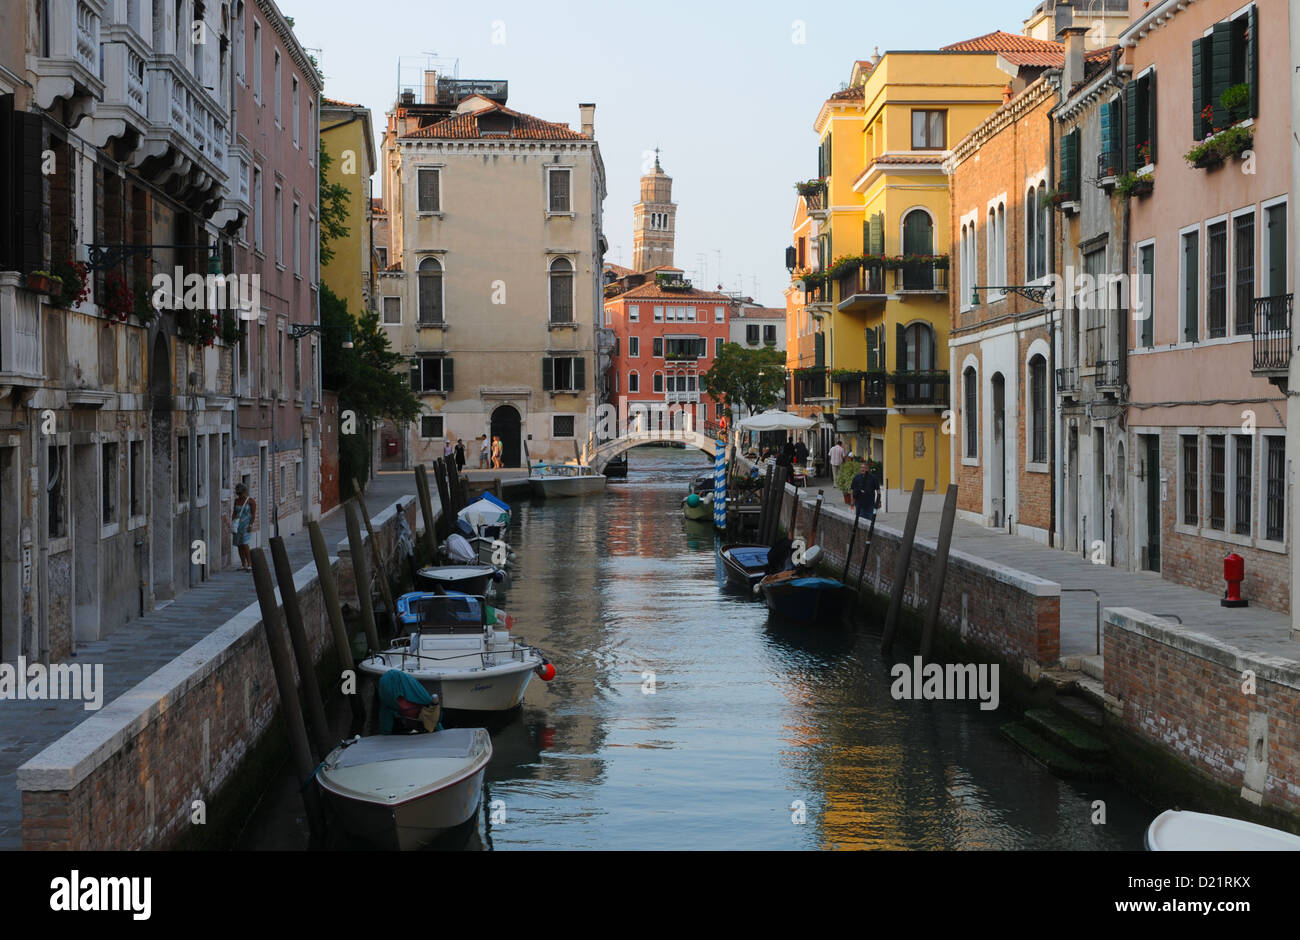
[
  {"x1": 490, "y1": 405, "x2": 522, "y2": 468},
  {"x1": 149, "y1": 332, "x2": 174, "y2": 599}
]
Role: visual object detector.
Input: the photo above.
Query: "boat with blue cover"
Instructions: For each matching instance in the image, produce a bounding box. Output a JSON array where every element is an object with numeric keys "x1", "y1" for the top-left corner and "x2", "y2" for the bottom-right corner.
[
  {"x1": 719, "y1": 543, "x2": 770, "y2": 588},
  {"x1": 756, "y1": 545, "x2": 845, "y2": 622}
]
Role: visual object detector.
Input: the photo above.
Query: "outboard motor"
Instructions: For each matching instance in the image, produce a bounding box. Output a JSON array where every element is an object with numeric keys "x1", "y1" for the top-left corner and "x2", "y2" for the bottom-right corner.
[{"x1": 798, "y1": 545, "x2": 823, "y2": 572}]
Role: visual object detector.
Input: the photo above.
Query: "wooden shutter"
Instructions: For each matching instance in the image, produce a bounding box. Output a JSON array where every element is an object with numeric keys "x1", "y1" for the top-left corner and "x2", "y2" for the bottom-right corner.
[
  {"x1": 409, "y1": 359, "x2": 422, "y2": 391},
  {"x1": 1100, "y1": 95, "x2": 1112, "y2": 166},
  {"x1": 869, "y1": 212, "x2": 884, "y2": 256},
  {"x1": 865, "y1": 328, "x2": 878, "y2": 371},
  {"x1": 16, "y1": 111, "x2": 44, "y2": 272},
  {"x1": 1124, "y1": 83, "x2": 1138, "y2": 171},
  {"x1": 896, "y1": 323, "x2": 907, "y2": 371},
  {"x1": 550, "y1": 169, "x2": 570, "y2": 212},
  {"x1": 418, "y1": 168, "x2": 439, "y2": 212},
  {"x1": 1192, "y1": 37, "x2": 1208, "y2": 139},
  {"x1": 1146, "y1": 70, "x2": 1158, "y2": 163},
  {"x1": 1061, "y1": 130, "x2": 1079, "y2": 200},
  {"x1": 813, "y1": 331, "x2": 824, "y2": 368},
  {"x1": 1246, "y1": 5, "x2": 1258, "y2": 117},
  {"x1": 442, "y1": 357, "x2": 453, "y2": 392},
  {"x1": 542, "y1": 357, "x2": 553, "y2": 391},
  {"x1": 1210, "y1": 21, "x2": 1235, "y2": 130},
  {"x1": 573, "y1": 356, "x2": 585, "y2": 391}
]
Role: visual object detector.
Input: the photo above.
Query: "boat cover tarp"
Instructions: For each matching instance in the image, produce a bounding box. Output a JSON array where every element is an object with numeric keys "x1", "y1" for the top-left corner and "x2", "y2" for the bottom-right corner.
[
  {"x1": 459, "y1": 496, "x2": 511, "y2": 531},
  {"x1": 443, "y1": 533, "x2": 477, "y2": 564},
  {"x1": 331, "y1": 728, "x2": 479, "y2": 768},
  {"x1": 377, "y1": 669, "x2": 434, "y2": 734},
  {"x1": 726, "y1": 547, "x2": 769, "y2": 570}
]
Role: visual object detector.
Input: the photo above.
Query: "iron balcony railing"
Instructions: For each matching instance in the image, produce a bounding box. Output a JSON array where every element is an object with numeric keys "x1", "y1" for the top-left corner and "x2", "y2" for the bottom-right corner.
[
  {"x1": 891, "y1": 370, "x2": 950, "y2": 407},
  {"x1": 1097, "y1": 151, "x2": 1120, "y2": 182},
  {"x1": 1096, "y1": 359, "x2": 1121, "y2": 390},
  {"x1": 1056, "y1": 365, "x2": 1079, "y2": 396},
  {"x1": 1252, "y1": 294, "x2": 1293, "y2": 372},
  {"x1": 835, "y1": 371, "x2": 887, "y2": 409},
  {"x1": 894, "y1": 262, "x2": 949, "y2": 294},
  {"x1": 837, "y1": 262, "x2": 886, "y2": 302}
]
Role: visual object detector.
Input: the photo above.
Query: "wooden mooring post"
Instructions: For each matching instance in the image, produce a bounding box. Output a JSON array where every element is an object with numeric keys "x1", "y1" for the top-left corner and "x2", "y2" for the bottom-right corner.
[
  {"x1": 308, "y1": 520, "x2": 365, "y2": 727},
  {"x1": 413, "y1": 465, "x2": 438, "y2": 559},
  {"x1": 344, "y1": 499, "x2": 381, "y2": 653},
  {"x1": 880, "y1": 478, "x2": 927, "y2": 657},
  {"x1": 250, "y1": 548, "x2": 325, "y2": 841},
  {"x1": 919, "y1": 485, "x2": 959, "y2": 661},
  {"x1": 269, "y1": 536, "x2": 332, "y2": 762},
  {"x1": 841, "y1": 499, "x2": 866, "y2": 582},
  {"x1": 855, "y1": 513, "x2": 878, "y2": 597},
  {"x1": 807, "y1": 489, "x2": 824, "y2": 548},
  {"x1": 353, "y1": 477, "x2": 396, "y2": 634}
]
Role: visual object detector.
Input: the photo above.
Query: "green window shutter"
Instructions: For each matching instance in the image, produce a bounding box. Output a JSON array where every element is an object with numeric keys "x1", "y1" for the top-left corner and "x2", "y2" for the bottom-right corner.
[
  {"x1": 573, "y1": 356, "x2": 585, "y2": 391},
  {"x1": 1146, "y1": 70, "x2": 1158, "y2": 163},
  {"x1": 1124, "y1": 83, "x2": 1138, "y2": 170},
  {"x1": 1246, "y1": 5, "x2": 1258, "y2": 117},
  {"x1": 825, "y1": 132, "x2": 832, "y2": 175},
  {"x1": 869, "y1": 212, "x2": 884, "y2": 255},
  {"x1": 865, "y1": 328, "x2": 878, "y2": 371},
  {"x1": 442, "y1": 357, "x2": 453, "y2": 392},
  {"x1": 542, "y1": 356, "x2": 553, "y2": 391},
  {"x1": 895, "y1": 323, "x2": 907, "y2": 371},
  {"x1": 1100, "y1": 96, "x2": 1112, "y2": 166},
  {"x1": 813, "y1": 331, "x2": 824, "y2": 368},
  {"x1": 1192, "y1": 37, "x2": 1207, "y2": 139},
  {"x1": 1110, "y1": 99, "x2": 1123, "y2": 158},
  {"x1": 1060, "y1": 130, "x2": 1079, "y2": 200},
  {"x1": 1184, "y1": 235, "x2": 1199, "y2": 342},
  {"x1": 1210, "y1": 22, "x2": 1234, "y2": 130}
]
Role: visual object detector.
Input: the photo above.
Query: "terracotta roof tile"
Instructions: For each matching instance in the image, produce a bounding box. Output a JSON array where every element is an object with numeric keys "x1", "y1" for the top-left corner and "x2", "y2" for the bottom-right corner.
[
  {"x1": 403, "y1": 101, "x2": 588, "y2": 141},
  {"x1": 828, "y1": 85, "x2": 865, "y2": 101},
  {"x1": 874, "y1": 153, "x2": 946, "y2": 165},
  {"x1": 322, "y1": 97, "x2": 364, "y2": 108},
  {"x1": 617, "y1": 281, "x2": 733, "y2": 302},
  {"x1": 942, "y1": 30, "x2": 1115, "y2": 68}
]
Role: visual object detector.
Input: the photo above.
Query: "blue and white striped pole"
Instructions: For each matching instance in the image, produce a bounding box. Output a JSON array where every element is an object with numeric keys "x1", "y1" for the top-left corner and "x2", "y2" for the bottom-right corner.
[{"x1": 713, "y1": 438, "x2": 727, "y2": 529}]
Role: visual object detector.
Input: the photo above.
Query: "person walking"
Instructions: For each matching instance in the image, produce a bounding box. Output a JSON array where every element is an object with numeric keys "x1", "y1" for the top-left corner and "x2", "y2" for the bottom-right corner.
[
  {"x1": 479, "y1": 435, "x2": 490, "y2": 469},
  {"x1": 850, "y1": 461, "x2": 881, "y2": 519},
  {"x1": 491, "y1": 435, "x2": 503, "y2": 469},
  {"x1": 231, "y1": 483, "x2": 256, "y2": 572},
  {"x1": 793, "y1": 438, "x2": 809, "y2": 467},
  {"x1": 454, "y1": 439, "x2": 466, "y2": 471},
  {"x1": 443, "y1": 440, "x2": 454, "y2": 460},
  {"x1": 828, "y1": 439, "x2": 846, "y2": 481}
]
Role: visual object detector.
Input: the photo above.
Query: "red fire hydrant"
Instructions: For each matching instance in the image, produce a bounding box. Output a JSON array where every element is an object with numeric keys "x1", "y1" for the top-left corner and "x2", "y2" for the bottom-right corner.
[{"x1": 1221, "y1": 552, "x2": 1249, "y2": 608}]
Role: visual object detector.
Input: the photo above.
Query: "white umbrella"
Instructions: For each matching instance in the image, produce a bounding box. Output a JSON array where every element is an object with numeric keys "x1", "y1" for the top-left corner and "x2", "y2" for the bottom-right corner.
[
  {"x1": 737, "y1": 410, "x2": 816, "y2": 432},
  {"x1": 458, "y1": 497, "x2": 510, "y2": 531}
]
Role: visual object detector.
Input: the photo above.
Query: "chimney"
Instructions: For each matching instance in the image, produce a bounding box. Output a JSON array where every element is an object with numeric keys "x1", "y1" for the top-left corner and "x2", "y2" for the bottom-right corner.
[
  {"x1": 579, "y1": 102, "x2": 596, "y2": 138},
  {"x1": 1059, "y1": 25, "x2": 1088, "y2": 91},
  {"x1": 1003, "y1": 83, "x2": 1014, "y2": 104},
  {"x1": 423, "y1": 70, "x2": 438, "y2": 104},
  {"x1": 872, "y1": 45, "x2": 882, "y2": 66},
  {"x1": 1055, "y1": 0, "x2": 1074, "y2": 36}
]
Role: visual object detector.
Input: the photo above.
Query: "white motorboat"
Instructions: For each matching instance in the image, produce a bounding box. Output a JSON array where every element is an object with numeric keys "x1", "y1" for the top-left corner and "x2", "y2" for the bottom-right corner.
[
  {"x1": 358, "y1": 592, "x2": 555, "y2": 711},
  {"x1": 529, "y1": 463, "x2": 606, "y2": 499},
  {"x1": 317, "y1": 729, "x2": 492, "y2": 851},
  {"x1": 1145, "y1": 809, "x2": 1300, "y2": 850},
  {"x1": 416, "y1": 563, "x2": 502, "y2": 596}
]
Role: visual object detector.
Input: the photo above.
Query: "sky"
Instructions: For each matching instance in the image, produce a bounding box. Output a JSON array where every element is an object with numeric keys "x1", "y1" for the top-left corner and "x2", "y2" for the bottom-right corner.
[{"x1": 289, "y1": 0, "x2": 1045, "y2": 307}]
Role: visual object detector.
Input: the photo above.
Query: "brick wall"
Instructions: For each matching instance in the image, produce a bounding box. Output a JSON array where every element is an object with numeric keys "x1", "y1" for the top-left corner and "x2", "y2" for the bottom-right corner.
[
  {"x1": 782, "y1": 484, "x2": 1061, "y2": 668},
  {"x1": 18, "y1": 500, "x2": 423, "y2": 850},
  {"x1": 1105, "y1": 608, "x2": 1300, "y2": 813}
]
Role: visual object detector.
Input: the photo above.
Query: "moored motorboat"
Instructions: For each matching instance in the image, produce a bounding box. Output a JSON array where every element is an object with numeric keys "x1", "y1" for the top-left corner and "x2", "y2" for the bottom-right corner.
[
  {"x1": 756, "y1": 545, "x2": 844, "y2": 622},
  {"x1": 719, "y1": 543, "x2": 770, "y2": 588},
  {"x1": 358, "y1": 592, "x2": 554, "y2": 711},
  {"x1": 317, "y1": 728, "x2": 492, "y2": 850},
  {"x1": 416, "y1": 563, "x2": 502, "y2": 596},
  {"x1": 529, "y1": 463, "x2": 607, "y2": 498},
  {"x1": 603, "y1": 453, "x2": 629, "y2": 479},
  {"x1": 682, "y1": 491, "x2": 713, "y2": 521},
  {"x1": 1144, "y1": 809, "x2": 1300, "y2": 850}
]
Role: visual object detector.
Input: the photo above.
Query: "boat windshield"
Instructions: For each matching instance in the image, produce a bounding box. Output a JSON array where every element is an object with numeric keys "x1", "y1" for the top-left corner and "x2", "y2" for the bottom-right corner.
[{"x1": 404, "y1": 595, "x2": 487, "y2": 632}]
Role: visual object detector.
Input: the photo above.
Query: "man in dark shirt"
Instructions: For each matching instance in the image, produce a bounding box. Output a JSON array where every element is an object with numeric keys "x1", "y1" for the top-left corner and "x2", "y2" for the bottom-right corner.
[
  {"x1": 850, "y1": 462, "x2": 881, "y2": 519},
  {"x1": 793, "y1": 439, "x2": 809, "y2": 467}
]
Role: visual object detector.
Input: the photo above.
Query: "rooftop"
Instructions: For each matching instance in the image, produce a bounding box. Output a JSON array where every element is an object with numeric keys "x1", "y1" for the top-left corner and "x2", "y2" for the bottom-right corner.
[{"x1": 403, "y1": 101, "x2": 588, "y2": 141}]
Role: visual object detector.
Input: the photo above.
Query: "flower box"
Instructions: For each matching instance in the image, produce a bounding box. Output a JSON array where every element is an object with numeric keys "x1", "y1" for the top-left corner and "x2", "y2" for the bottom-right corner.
[{"x1": 26, "y1": 272, "x2": 63, "y2": 296}]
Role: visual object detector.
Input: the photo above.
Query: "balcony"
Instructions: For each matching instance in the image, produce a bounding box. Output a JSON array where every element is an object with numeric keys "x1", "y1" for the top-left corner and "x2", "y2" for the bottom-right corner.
[
  {"x1": 1056, "y1": 365, "x2": 1079, "y2": 398},
  {"x1": 1252, "y1": 294, "x2": 1293, "y2": 389},
  {"x1": 665, "y1": 391, "x2": 700, "y2": 404},
  {"x1": 799, "y1": 181, "x2": 828, "y2": 220},
  {"x1": 0, "y1": 274, "x2": 45, "y2": 384},
  {"x1": 893, "y1": 261, "x2": 949, "y2": 295},
  {"x1": 1095, "y1": 359, "x2": 1122, "y2": 392},
  {"x1": 134, "y1": 59, "x2": 230, "y2": 205},
  {"x1": 1097, "y1": 151, "x2": 1119, "y2": 190},
  {"x1": 836, "y1": 371, "x2": 887, "y2": 412},
  {"x1": 33, "y1": 0, "x2": 106, "y2": 125},
  {"x1": 213, "y1": 144, "x2": 254, "y2": 233},
  {"x1": 82, "y1": 20, "x2": 152, "y2": 150},
  {"x1": 891, "y1": 370, "x2": 950, "y2": 407},
  {"x1": 837, "y1": 262, "x2": 886, "y2": 313}
]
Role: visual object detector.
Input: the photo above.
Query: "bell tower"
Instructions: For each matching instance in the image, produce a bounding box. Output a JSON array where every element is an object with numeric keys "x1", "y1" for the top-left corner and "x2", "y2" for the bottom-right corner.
[{"x1": 632, "y1": 150, "x2": 676, "y2": 272}]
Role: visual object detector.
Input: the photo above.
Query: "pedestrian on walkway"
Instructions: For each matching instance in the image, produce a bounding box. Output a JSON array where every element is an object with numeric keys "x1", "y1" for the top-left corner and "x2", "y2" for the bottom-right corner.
[
  {"x1": 231, "y1": 483, "x2": 256, "y2": 571},
  {"x1": 794, "y1": 438, "x2": 809, "y2": 467},
  {"x1": 479, "y1": 435, "x2": 490, "y2": 469},
  {"x1": 444, "y1": 440, "x2": 454, "y2": 460},
  {"x1": 829, "y1": 439, "x2": 846, "y2": 480},
  {"x1": 455, "y1": 439, "x2": 466, "y2": 471},
  {"x1": 850, "y1": 461, "x2": 881, "y2": 519},
  {"x1": 491, "y1": 436, "x2": 503, "y2": 469}
]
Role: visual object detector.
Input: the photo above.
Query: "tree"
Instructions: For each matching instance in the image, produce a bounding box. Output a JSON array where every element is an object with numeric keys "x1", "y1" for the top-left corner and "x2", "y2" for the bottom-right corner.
[
  {"x1": 701, "y1": 343, "x2": 786, "y2": 415},
  {"x1": 320, "y1": 284, "x2": 420, "y2": 494},
  {"x1": 318, "y1": 140, "x2": 350, "y2": 267}
]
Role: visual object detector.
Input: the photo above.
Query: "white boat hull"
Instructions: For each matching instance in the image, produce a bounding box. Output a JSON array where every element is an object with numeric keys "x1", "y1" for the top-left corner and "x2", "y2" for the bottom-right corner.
[
  {"x1": 359, "y1": 653, "x2": 540, "y2": 711},
  {"x1": 1145, "y1": 809, "x2": 1300, "y2": 851},
  {"x1": 530, "y1": 474, "x2": 606, "y2": 499},
  {"x1": 318, "y1": 730, "x2": 492, "y2": 851}
]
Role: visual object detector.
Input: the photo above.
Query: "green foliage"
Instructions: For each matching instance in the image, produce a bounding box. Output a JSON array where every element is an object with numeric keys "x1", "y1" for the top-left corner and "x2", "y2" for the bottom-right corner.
[
  {"x1": 1115, "y1": 172, "x2": 1154, "y2": 199},
  {"x1": 700, "y1": 343, "x2": 786, "y2": 415},
  {"x1": 1220, "y1": 82, "x2": 1250, "y2": 118},
  {"x1": 1184, "y1": 125, "x2": 1252, "y2": 167},
  {"x1": 318, "y1": 140, "x2": 351, "y2": 267},
  {"x1": 834, "y1": 459, "x2": 859, "y2": 493}
]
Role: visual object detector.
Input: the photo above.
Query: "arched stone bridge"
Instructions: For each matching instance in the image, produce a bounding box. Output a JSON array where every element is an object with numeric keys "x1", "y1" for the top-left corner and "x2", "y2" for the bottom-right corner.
[{"x1": 585, "y1": 428, "x2": 723, "y2": 473}]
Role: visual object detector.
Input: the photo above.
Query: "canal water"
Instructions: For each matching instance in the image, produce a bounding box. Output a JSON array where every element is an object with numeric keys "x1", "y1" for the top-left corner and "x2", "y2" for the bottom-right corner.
[{"x1": 242, "y1": 446, "x2": 1155, "y2": 850}]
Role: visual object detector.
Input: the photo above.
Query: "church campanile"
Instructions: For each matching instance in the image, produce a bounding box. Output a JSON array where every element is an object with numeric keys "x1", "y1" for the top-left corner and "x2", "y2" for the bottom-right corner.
[{"x1": 632, "y1": 150, "x2": 676, "y2": 272}]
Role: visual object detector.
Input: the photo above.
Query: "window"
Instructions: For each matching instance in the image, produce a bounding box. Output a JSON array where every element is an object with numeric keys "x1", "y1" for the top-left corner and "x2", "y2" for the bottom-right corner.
[
  {"x1": 715, "y1": 306, "x2": 725, "y2": 323},
  {"x1": 273, "y1": 50, "x2": 281, "y2": 124},
  {"x1": 292, "y1": 75, "x2": 299, "y2": 146},
  {"x1": 763, "y1": 325, "x2": 777, "y2": 345},
  {"x1": 715, "y1": 337, "x2": 723, "y2": 358},
  {"x1": 543, "y1": 356, "x2": 586, "y2": 392},
  {"x1": 307, "y1": 102, "x2": 314, "y2": 164},
  {"x1": 1233, "y1": 212, "x2": 1255, "y2": 335},
  {"x1": 911, "y1": 110, "x2": 945, "y2": 149},
  {"x1": 221, "y1": 433, "x2": 230, "y2": 491},
  {"x1": 292, "y1": 201, "x2": 301, "y2": 275},
  {"x1": 746, "y1": 324, "x2": 759, "y2": 345},
  {"x1": 101, "y1": 442, "x2": 119, "y2": 526},
  {"x1": 252, "y1": 20, "x2": 261, "y2": 101},
  {"x1": 553, "y1": 415, "x2": 575, "y2": 438},
  {"x1": 47, "y1": 444, "x2": 67, "y2": 539},
  {"x1": 628, "y1": 305, "x2": 639, "y2": 322},
  {"x1": 1265, "y1": 202, "x2": 1287, "y2": 300},
  {"x1": 417, "y1": 168, "x2": 440, "y2": 213},
  {"x1": 1234, "y1": 435, "x2": 1252, "y2": 535},
  {"x1": 963, "y1": 367, "x2": 977, "y2": 459},
  {"x1": 652, "y1": 337, "x2": 663, "y2": 358},
  {"x1": 295, "y1": 460, "x2": 302, "y2": 496},
  {"x1": 420, "y1": 415, "x2": 444, "y2": 439},
  {"x1": 1265, "y1": 436, "x2": 1285, "y2": 540},
  {"x1": 177, "y1": 435, "x2": 190, "y2": 504},
  {"x1": 1207, "y1": 220, "x2": 1227, "y2": 338},
  {"x1": 1182, "y1": 230, "x2": 1199, "y2": 342},
  {"x1": 129, "y1": 439, "x2": 144, "y2": 519},
  {"x1": 376, "y1": 247, "x2": 388, "y2": 269},
  {"x1": 653, "y1": 372, "x2": 664, "y2": 393},
  {"x1": 653, "y1": 306, "x2": 663, "y2": 322},
  {"x1": 549, "y1": 258, "x2": 573, "y2": 323},
  {"x1": 1059, "y1": 128, "x2": 1080, "y2": 200},
  {"x1": 1192, "y1": 8, "x2": 1258, "y2": 139},
  {"x1": 1036, "y1": 184, "x2": 1048, "y2": 274},
  {"x1": 253, "y1": 166, "x2": 263, "y2": 251},
  {"x1": 1025, "y1": 187, "x2": 1038, "y2": 282},
  {"x1": 410, "y1": 356, "x2": 453, "y2": 393},
  {"x1": 1182, "y1": 435, "x2": 1199, "y2": 525},
  {"x1": 195, "y1": 435, "x2": 207, "y2": 503},
  {"x1": 1137, "y1": 243, "x2": 1155, "y2": 348},
  {"x1": 628, "y1": 336, "x2": 639, "y2": 358},
  {"x1": 383, "y1": 296, "x2": 401, "y2": 324},
  {"x1": 902, "y1": 209, "x2": 937, "y2": 290},
  {"x1": 1208, "y1": 434, "x2": 1226, "y2": 530},
  {"x1": 1027, "y1": 356, "x2": 1047, "y2": 463},
  {"x1": 548, "y1": 169, "x2": 571, "y2": 212},
  {"x1": 628, "y1": 371, "x2": 639, "y2": 392},
  {"x1": 1126, "y1": 70, "x2": 1157, "y2": 169},
  {"x1": 274, "y1": 184, "x2": 283, "y2": 265},
  {"x1": 418, "y1": 258, "x2": 443, "y2": 323}
]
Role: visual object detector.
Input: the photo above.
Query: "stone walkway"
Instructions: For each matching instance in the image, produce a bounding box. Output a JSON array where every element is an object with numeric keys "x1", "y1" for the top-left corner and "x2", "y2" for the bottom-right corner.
[
  {"x1": 0, "y1": 473, "x2": 420, "y2": 850},
  {"x1": 789, "y1": 478, "x2": 1296, "y2": 668}
]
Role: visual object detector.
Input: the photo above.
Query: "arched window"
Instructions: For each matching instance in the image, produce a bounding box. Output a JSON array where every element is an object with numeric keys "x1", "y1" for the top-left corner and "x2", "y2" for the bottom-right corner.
[
  {"x1": 996, "y1": 203, "x2": 1007, "y2": 285},
  {"x1": 418, "y1": 257, "x2": 443, "y2": 324},
  {"x1": 549, "y1": 257, "x2": 573, "y2": 323},
  {"x1": 986, "y1": 208, "x2": 996, "y2": 291},
  {"x1": 897, "y1": 322, "x2": 937, "y2": 404},
  {"x1": 901, "y1": 210, "x2": 935, "y2": 290},
  {"x1": 963, "y1": 365, "x2": 978, "y2": 458},
  {"x1": 1028, "y1": 354, "x2": 1047, "y2": 462},
  {"x1": 1036, "y1": 182, "x2": 1048, "y2": 279},
  {"x1": 1026, "y1": 187, "x2": 1038, "y2": 281},
  {"x1": 628, "y1": 370, "x2": 640, "y2": 393},
  {"x1": 652, "y1": 371, "x2": 664, "y2": 394}
]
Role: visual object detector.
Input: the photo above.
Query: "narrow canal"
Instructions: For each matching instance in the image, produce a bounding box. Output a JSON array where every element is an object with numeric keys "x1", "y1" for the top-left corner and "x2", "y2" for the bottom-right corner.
[{"x1": 242, "y1": 447, "x2": 1155, "y2": 850}]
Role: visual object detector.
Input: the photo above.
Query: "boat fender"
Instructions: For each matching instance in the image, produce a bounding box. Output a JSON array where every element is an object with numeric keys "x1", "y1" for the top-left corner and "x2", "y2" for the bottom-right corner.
[
  {"x1": 800, "y1": 545, "x2": 823, "y2": 570},
  {"x1": 536, "y1": 658, "x2": 557, "y2": 682},
  {"x1": 491, "y1": 568, "x2": 506, "y2": 583},
  {"x1": 752, "y1": 583, "x2": 762, "y2": 597},
  {"x1": 685, "y1": 493, "x2": 701, "y2": 508}
]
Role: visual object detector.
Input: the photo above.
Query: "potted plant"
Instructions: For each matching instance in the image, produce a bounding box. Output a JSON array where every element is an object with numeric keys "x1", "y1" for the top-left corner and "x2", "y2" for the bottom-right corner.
[
  {"x1": 103, "y1": 271, "x2": 134, "y2": 322},
  {"x1": 795, "y1": 179, "x2": 826, "y2": 197},
  {"x1": 134, "y1": 276, "x2": 158, "y2": 326},
  {"x1": 834, "y1": 459, "x2": 858, "y2": 504},
  {"x1": 1137, "y1": 140, "x2": 1152, "y2": 167},
  {"x1": 219, "y1": 310, "x2": 243, "y2": 344},
  {"x1": 177, "y1": 307, "x2": 220, "y2": 347},
  {"x1": 1220, "y1": 83, "x2": 1251, "y2": 123},
  {"x1": 25, "y1": 270, "x2": 63, "y2": 296},
  {"x1": 1115, "y1": 171, "x2": 1154, "y2": 199},
  {"x1": 51, "y1": 258, "x2": 90, "y2": 308}
]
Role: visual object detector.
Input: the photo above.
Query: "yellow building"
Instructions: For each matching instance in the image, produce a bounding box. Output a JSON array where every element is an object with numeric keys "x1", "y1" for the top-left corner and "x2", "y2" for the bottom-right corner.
[
  {"x1": 800, "y1": 40, "x2": 1039, "y2": 509},
  {"x1": 320, "y1": 98, "x2": 377, "y2": 316}
]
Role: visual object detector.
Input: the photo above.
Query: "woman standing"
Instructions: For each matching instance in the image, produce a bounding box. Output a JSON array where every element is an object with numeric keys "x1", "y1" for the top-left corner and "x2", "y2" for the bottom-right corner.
[
  {"x1": 231, "y1": 483, "x2": 257, "y2": 572},
  {"x1": 454, "y1": 438, "x2": 466, "y2": 471},
  {"x1": 491, "y1": 436, "x2": 503, "y2": 469}
]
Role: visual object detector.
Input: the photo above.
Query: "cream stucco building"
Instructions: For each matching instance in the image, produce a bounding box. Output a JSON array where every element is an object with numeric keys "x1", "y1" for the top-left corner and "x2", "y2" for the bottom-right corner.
[{"x1": 377, "y1": 79, "x2": 606, "y2": 467}]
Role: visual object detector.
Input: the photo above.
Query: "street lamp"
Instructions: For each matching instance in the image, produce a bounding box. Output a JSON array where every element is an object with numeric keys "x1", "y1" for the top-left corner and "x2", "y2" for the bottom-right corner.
[
  {"x1": 970, "y1": 284, "x2": 1056, "y2": 307},
  {"x1": 291, "y1": 322, "x2": 353, "y2": 348}
]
